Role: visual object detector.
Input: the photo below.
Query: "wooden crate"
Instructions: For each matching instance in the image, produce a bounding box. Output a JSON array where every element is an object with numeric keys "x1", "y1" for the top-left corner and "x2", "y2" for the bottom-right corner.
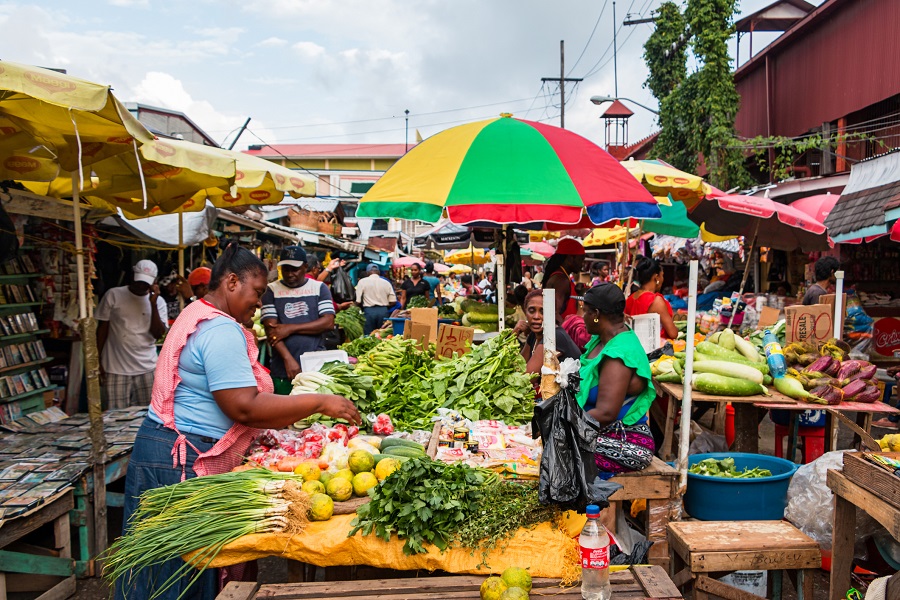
[
  {"x1": 217, "y1": 567, "x2": 682, "y2": 599},
  {"x1": 842, "y1": 451, "x2": 900, "y2": 510}
]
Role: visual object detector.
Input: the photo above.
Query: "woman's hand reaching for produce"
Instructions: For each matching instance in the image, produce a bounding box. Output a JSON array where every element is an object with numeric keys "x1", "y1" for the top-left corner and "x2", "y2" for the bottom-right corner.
[{"x1": 317, "y1": 394, "x2": 362, "y2": 426}]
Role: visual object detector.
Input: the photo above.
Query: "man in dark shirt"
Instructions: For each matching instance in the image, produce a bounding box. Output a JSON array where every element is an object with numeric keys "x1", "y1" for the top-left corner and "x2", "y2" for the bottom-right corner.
[
  {"x1": 802, "y1": 256, "x2": 840, "y2": 305},
  {"x1": 261, "y1": 246, "x2": 336, "y2": 394}
]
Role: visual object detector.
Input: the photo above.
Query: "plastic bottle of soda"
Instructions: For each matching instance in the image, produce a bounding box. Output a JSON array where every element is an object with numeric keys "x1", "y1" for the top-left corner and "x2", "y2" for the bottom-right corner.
[
  {"x1": 579, "y1": 504, "x2": 611, "y2": 600},
  {"x1": 763, "y1": 329, "x2": 787, "y2": 379}
]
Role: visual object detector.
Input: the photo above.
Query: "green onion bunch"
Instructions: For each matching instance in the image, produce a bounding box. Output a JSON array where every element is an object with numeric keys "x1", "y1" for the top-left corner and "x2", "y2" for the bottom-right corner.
[{"x1": 105, "y1": 469, "x2": 309, "y2": 600}]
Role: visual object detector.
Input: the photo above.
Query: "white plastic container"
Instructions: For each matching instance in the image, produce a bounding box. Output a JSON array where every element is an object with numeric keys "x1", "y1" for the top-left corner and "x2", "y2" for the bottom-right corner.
[
  {"x1": 631, "y1": 313, "x2": 661, "y2": 353},
  {"x1": 299, "y1": 349, "x2": 349, "y2": 373}
]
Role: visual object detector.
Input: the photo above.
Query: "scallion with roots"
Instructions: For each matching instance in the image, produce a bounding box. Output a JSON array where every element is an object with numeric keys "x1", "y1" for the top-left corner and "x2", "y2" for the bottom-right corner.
[{"x1": 104, "y1": 469, "x2": 310, "y2": 600}]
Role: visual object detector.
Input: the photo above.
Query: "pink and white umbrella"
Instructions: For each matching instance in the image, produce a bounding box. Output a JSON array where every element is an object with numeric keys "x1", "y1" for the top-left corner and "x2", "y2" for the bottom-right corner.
[
  {"x1": 392, "y1": 256, "x2": 425, "y2": 268},
  {"x1": 432, "y1": 263, "x2": 451, "y2": 274},
  {"x1": 790, "y1": 193, "x2": 839, "y2": 225},
  {"x1": 523, "y1": 241, "x2": 556, "y2": 257},
  {"x1": 690, "y1": 190, "x2": 830, "y2": 251}
]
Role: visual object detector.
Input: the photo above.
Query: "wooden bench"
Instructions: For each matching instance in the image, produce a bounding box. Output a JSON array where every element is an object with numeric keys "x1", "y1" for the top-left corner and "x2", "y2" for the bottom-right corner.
[
  {"x1": 668, "y1": 520, "x2": 821, "y2": 600},
  {"x1": 609, "y1": 456, "x2": 680, "y2": 570},
  {"x1": 217, "y1": 566, "x2": 683, "y2": 599}
]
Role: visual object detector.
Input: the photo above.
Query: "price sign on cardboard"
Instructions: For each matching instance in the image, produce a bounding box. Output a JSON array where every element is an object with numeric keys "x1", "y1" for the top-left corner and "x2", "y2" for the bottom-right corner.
[
  {"x1": 404, "y1": 321, "x2": 433, "y2": 351},
  {"x1": 757, "y1": 306, "x2": 781, "y2": 329},
  {"x1": 784, "y1": 304, "x2": 834, "y2": 344},
  {"x1": 436, "y1": 324, "x2": 475, "y2": 359},
  {"x1": 409, "y1": 308, "x2": 438, "y2": 343}
]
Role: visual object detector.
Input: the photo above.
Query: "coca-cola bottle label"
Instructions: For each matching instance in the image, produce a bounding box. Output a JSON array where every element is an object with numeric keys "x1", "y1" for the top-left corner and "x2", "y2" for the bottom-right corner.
[{"x1": 580, "y1": 544, "x2": 609, "y2": 570}]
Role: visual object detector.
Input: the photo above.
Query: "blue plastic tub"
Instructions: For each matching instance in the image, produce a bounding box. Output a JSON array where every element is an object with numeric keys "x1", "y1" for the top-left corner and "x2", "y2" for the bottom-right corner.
[
  {"x1": 684, "y1": 452, "x2": 799, "y2": 521},
  {"x1": 388, "y1": 318, "x2": 408, "y2": 335}
]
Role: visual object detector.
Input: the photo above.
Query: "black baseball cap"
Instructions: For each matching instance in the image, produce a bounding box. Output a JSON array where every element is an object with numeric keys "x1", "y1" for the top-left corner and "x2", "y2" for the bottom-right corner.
[
  {"x1": 278, "y1": 246, "x2": 307, "y2": 268},
  {"x1": 584, "y1": 282, "x2": 626, "y2": 314}
]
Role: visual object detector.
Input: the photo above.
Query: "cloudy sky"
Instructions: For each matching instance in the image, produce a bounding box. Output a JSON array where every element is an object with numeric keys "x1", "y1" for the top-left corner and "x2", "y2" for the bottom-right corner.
[{"x1": 0, "y1": 0, "x2": 816, "y2": 150}]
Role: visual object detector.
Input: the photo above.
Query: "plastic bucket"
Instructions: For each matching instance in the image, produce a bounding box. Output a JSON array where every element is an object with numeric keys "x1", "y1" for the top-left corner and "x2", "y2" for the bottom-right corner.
[
  {"x1": 388, "y1": 318, "x2": 408, "y2": 336},
  {"x1": 684, "y1": 452, "x2": 799, "y2": 521}
]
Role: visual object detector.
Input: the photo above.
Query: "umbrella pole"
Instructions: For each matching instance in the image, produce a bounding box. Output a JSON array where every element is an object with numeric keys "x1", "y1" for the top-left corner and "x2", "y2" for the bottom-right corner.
[
  {"x1": 677, "y1": 259, "x2": 700, "y2": 493},
  {"x1": 178, "y1": 212, "x2": 185, "y2": 311},
  {"x1": 726, "y1": 221, "x2": 760, "y2": 330},
  {"x1": 624, "y1": 221, "x2": 643, "y2": 295},
  {"x1": 497, "y1": 226, "x2": 507, "y2": 331},
  {"x1": 72, "y1": 173, "x2": 109, "y2": 557}
]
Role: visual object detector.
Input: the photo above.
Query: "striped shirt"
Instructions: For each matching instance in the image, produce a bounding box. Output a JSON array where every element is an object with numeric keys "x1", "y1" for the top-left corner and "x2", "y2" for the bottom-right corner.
[{"x1": 261, "y1": 279, "x2": 335, "y2": 379}]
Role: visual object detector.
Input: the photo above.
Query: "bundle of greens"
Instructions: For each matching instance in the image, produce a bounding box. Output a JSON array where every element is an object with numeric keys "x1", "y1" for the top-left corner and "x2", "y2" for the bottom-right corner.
[
  {"x1": 335, "y1": 306, "x2": 365, "y2": 340},
  {"x1": 291, "y1": 361, "x2": 376, "y2": 414},
  {"x1": 340, "y1": 335, "x2": 383, "y2": 358},
  {"x1": 423, "y1": 329, "x2": 536, "y2": 423},
  {"x1": 688, "y1": 457, "x2": 772, "y2": 479},
  {"x1": 407, "y1": 295, "x2": 430, "y2": 308},
  {"x1": 367, "y1": 342, "x2": 439, "y2": 431},
  {"x1": 105, "y1": 469, "x2": 309, "y2": 600},
  {"x1": 350, "y1": 458, "x2": 559, "y2": 559}
]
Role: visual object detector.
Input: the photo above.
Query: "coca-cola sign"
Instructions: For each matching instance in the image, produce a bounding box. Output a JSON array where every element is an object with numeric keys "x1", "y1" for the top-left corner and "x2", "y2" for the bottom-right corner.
[{"x1": 873, "y1": 317, "x2": 900, "y2": 356}]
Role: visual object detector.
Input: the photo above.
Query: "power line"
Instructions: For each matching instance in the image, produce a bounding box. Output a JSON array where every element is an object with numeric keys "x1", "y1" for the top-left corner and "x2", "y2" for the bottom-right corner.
[
  {"x1": 567, "y1": 0, "x2": 610, "y2": 76},
  {"x1": 582, "y1": 0, "x2": 655, "y2": 80}
]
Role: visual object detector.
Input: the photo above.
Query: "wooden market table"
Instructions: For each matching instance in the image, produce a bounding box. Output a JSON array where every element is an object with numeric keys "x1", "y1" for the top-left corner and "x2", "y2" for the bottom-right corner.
[
  {"x1": 653, "y1": 381, "x2": 793, "y2": 460},
  {"x1": 216, "y1": 566, "x2": 683, "y2": 599},
  {"x1": 753, "y1": 399, "x2": 898, "y2": 456},
  {"x1": 827, "y1": 452, "x2": 900, "y2": 600}
]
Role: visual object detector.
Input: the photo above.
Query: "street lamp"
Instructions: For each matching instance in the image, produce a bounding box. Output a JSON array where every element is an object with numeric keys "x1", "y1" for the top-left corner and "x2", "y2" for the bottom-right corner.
[{"x1": 590, "y1": 95, "x2": 659, "y2": 115}]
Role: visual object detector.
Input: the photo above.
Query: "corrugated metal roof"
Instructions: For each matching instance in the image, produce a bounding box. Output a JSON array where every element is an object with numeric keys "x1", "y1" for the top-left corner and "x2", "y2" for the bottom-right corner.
[{"x1": 825, "y1": 151, "x2": 900, "y2": 236}]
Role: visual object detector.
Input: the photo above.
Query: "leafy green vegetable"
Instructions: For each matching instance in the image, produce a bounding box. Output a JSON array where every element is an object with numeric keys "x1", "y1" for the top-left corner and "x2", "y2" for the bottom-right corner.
[
  {"x1": 407, "y1": 295, "x2": 430, "y2": 309},
  {"x1": 335, "y1": 306, "x2": 365, "y2": 341},
  {"x1": 340, "y1": 335, "x2": 383, "y2": 358},
  {"x1": 688, "y1": 457, "x2": 772, "y2": 479}
]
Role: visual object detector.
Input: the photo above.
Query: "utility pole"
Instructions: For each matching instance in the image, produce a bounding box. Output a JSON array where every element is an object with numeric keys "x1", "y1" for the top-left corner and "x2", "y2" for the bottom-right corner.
[
  {"x1": 404, "y1": 109, "x2": 410, "y2": 153},
  {"x1": 613, "y1": 1, "x2": 618, "y2": 96},
  {"x1": 541, "y1": 41, "x2": 582, "y2": 129}
]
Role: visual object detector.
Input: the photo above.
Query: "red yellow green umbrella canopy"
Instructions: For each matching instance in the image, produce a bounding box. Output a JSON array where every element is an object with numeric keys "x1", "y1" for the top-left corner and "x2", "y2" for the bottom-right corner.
[{"x1": 357, "y1": 114, "x2": 659, "y2": 227}]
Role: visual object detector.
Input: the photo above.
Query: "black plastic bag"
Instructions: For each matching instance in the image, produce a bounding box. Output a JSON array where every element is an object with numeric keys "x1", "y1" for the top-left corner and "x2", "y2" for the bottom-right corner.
[
  {"x1": 532, "y1": 377, "x2": 622, "y2": 512},
  {"x1": 331, "y1": 267, "x2": 355, "y2": 303}
]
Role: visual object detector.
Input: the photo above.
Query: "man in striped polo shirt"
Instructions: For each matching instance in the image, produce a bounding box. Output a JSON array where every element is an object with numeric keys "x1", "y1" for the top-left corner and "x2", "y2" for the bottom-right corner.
[{"x1": 261, "y1": 246, "x2": 336, "y2": 394}]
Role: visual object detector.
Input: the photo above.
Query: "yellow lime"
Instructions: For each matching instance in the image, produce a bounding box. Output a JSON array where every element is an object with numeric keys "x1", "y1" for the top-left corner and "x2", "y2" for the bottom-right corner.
[
  {"x1": 375, "y1": 458, "x2": 401, "y2": 481},
  {"x1": 333, "y1": 468, "x2": 354, "y2": 481},
  {"x1": 301, "y1": 480, "x2": 325, "y2": 495},
  {"x1": 348, "y1": 450, "x2": 375, "y2": 474},
  {"x1": 319, "y1": 471, "x2": 333, "y2": 486},
  {"x1": 499, "y1": 587, "x2": 529, "y2": 600},
  {"x1": 308, "y1": 493, "x2": 333, "y2": 521},
  {"x1": 480, "y1": 576, "x2": 508, "y2": 600},
  {"x1": 351, "y1": 472, "x2": 378, "y2": 496},
  {"x1": 500, "y1": 567, "x2": 532, "y2": 592},
  {"x1": 325, "y1": 477, "x2": 353, "y2": 502},
  {"x1": 294, "y1": 462, "x2": 321, "y2": 481}
]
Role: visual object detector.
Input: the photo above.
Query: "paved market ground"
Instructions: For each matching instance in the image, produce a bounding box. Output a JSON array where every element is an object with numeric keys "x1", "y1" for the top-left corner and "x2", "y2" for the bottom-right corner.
[{"x1": 57, "y1": 412, "x2": 889, "y2": 600}]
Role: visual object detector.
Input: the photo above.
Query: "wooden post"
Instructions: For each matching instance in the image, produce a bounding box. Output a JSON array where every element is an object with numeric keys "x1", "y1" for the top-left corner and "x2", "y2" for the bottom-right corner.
[{"x1": 677, "y1": 260, "x2": 699, "y2": 491}]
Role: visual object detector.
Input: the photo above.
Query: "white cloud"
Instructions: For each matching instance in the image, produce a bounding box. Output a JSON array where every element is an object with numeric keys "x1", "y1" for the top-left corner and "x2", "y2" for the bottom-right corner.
[
  {"x1": 292, "y1": 41, "x2": 325, "y2": 60},
  {"x1": 258, "y1": 36, "x2": 288, "y2": 47},
  {"x1": 108, "y1": 0, "x2": 149, "y2": 6}
]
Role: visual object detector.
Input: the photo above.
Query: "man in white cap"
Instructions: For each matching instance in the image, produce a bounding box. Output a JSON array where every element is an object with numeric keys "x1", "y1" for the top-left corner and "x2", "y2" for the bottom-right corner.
[{"x1": 96, "y1": 259, "x2": 168, "y2": 409}]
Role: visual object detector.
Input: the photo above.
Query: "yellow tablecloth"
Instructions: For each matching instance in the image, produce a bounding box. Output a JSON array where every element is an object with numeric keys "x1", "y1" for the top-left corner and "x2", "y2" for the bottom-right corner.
[{"x1": 198, "y1": 512, "x2": 587, "y2": 578}]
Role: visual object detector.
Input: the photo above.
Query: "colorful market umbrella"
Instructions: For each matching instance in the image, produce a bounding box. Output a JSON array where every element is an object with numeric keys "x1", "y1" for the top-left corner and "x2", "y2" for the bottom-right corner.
[
  {"x1": 432, "y1": 263, "x2": 451, "y2": 274},
  {"x1": 583, "y1": 226, "x2": 629, "y2": 247},
  {"x1": 790, "y1": 193, "x2": 838, "y2": 225},
  {"x1": 358, "y1": 114, "x2": 659, "y2": 227},
  {"x1": 444, "y1": 246, "x2": 491, "y2": 265},
  {"x1": 448, "y1": 264, "x2": 473, "y2": 274},
  {"x1": 393, "y1": 256, "x2": 425, "y2": 268},
  {"x1": 0, "y1": 60, "x2": 153, "y2": 178},
  {"x1": 690, "y1": 191, "x2": 830, "y2": 251},
  {"x1": 620, "y1": 158, "x2": 712, "y2": 210},
  {"x1": 523, "y1": 241, "x2": 556, "y2": 257},
  {"x1": 643, "y1": 195, "x2": 700, "y2": 239}
]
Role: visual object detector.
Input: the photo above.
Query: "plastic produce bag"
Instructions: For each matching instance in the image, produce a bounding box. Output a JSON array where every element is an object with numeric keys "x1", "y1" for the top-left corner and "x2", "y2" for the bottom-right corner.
[
  {"x1": 784, "y1": 450, "x2": 882, "y2": 554},
  {"x1": 331, "y1": 266, "x2": 355, "y2": 303},
  {"x1": 532, "y1": 376, "x2": 622, "y2": 512}
]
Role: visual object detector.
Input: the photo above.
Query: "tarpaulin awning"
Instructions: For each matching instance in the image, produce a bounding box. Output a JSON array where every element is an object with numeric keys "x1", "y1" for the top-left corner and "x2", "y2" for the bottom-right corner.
[
  {"x1": 826, "y1": 150, "x2": 900, "y2": 242},
  {"x1": 414, "y1": 219, "x2": 530, "y2": 250},
  {"x1": 111, "y1": 204, "x2": 217, "y2": 247}
]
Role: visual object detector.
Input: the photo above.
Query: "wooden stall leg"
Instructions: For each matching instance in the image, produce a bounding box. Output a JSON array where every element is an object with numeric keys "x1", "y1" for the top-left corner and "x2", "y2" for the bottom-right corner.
[
  {"x1": 825, "y1": 411, "x2": 837, "y2": 452},
  {"x1": 712, "y1": 404, "x2": 727, "y2": 435},
  {"x1": 829, "y1": 494, "x2": 856, "y2": 600},
  {"x1": 0, "y1": 572, "x2": 7, "y2": 600},
  {"x1": 646, "y1": 499, "x2": 672, "y2": 571},
  {"x1": 53, "y1": 514, "x2": 71, "y2": 560},
  {"x1": 732, "y1": 404, "x2": 759, "y2": 454},
  {"x1": 286, "y1": 560, "x2": 306, "y2": 583},
  {"x1": 854, "y1": 412, "x2": 872, "y2": 450},
  {"x1": 800, "y1": 569, "x2": 814, "y2": 600},
  {"x1": 662, "y1": 394, "x2": 677, "y2": 461}
]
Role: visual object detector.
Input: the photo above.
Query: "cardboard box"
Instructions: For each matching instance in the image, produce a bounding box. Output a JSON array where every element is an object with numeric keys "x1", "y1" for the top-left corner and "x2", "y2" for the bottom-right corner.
[
  {"x1": 436, "y1": 324, "x2": 475, "y2": 359},
  {"x1": 819, "y1": 294, "x2": 847, "y2": 337},
  {"x1": 408, "y1": 308, "x2": 438, "y2": 343},
  {"x1": 784, "y1": 304, "x2": 835, "y2": 344}
]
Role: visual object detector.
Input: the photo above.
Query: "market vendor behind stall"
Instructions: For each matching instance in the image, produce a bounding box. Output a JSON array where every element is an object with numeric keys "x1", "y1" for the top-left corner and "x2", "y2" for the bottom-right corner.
[
  {"x1": 625, "y1": 255, "x2": 679, "y2": 340},
  {"x1": 578, "y1": 283, "x2": 656, "y2": 475},
  {"x1": 118, "y1": 245, "x2": 359, "y2": 600},
  {"x1": 514, "y1": 289, "x2": 581, "y2": 377}
]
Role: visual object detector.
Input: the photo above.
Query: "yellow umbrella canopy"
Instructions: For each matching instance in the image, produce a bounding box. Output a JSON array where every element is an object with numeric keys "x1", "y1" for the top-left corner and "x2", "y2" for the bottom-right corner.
[
  {"x1": 0, "y1": 60, "x2": 153, "y2": 178},
  {"x1": 619, "y1": 158, "x2": 712, "y2": 209},
  {"x1": 24, "y1": 137, "x2": 236, "y2": 217},
  {"x1": 448, "y1": 264, "x2": 472, "y2": 274},
  {"x1": 583, "y1": 226, "x2": 629, "y2": 247},
  {"x1": 444, "y1": 246, "x2": 491, "y2": 265}
]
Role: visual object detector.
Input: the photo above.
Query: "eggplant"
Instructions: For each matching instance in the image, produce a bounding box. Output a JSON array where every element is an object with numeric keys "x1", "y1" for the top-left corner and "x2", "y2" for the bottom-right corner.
[
  {"x1": 809, "y1": 384, "x2": 844, "y2": 405},
  {"x1": 835, "y1": 360, "x2": 864, "y2": 382},
  {"x1": 854, "y1": 385, "x2": 882, "y2": 404},
  {"x1": 848, "y1": 364, "x2": 877, "y2": 383},
  {"x1": 840, "y1": 379, "x2": 868, "y2": 400},
  {"x1": 797, "y1": 352, "x2": 821, "y2": 367},
  {"x1": 803, "y1": 356, "x2": 835, "y2": 375}
]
